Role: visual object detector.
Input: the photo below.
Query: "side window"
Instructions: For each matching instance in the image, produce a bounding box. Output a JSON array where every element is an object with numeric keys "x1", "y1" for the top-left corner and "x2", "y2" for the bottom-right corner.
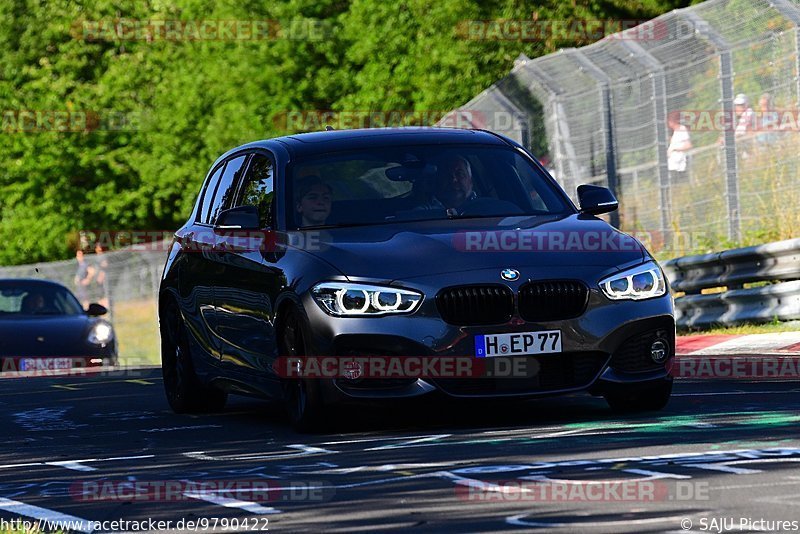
[
  {"x1": 236, "y1": 153, "x2": 275, "y2": 229},
  {"x1": 198, "y1": 164, "x2": 225, "y2": 224},
  {"x1": 208, "y1": 155, "x2": 248, "y2": 225}
]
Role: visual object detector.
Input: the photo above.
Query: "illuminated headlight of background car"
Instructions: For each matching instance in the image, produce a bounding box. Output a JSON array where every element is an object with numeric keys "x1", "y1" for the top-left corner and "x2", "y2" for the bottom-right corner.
[
  {"x1": 88, "y1": 321, "x2": 114, "y2": 345},
  {"x1": 600, "y1": 262, "x2": 667, "y2": 301},
  {"x1": 312, "y1": 282, "x2": 423, "y2": 316}
]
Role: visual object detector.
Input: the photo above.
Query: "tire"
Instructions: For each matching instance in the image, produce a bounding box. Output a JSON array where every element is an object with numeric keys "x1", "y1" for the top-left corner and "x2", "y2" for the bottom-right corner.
[
  {"x1": 279, "y1": 307, "x2": 325, "y2": 432},
  {"x1": 604, "y1": 378, "x2": 672, "y2": 413},
  {"x1": 161, "y1": 301, "x2": 227, "y2": 414}
]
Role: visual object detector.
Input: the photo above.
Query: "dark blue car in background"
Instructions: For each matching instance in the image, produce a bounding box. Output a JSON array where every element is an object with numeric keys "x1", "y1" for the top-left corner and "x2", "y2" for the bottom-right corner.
[{"x1": 0, "y1": 279, "x2": 116, "y2": 372}]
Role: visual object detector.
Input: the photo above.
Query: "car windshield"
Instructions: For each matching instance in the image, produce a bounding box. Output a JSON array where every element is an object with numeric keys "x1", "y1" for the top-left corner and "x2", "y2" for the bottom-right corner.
[
  {"x1": 0, "y1": 282, "x2": 84, "y2": 317},
  {"x1": 287, "y1": 145, "x2": 572, "y2": 229}
]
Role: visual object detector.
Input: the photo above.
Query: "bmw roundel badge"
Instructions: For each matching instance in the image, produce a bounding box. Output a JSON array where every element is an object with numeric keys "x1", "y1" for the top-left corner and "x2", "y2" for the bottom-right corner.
[{"x1": 500, "y1": 268, "x2": 520, "y2": 281}]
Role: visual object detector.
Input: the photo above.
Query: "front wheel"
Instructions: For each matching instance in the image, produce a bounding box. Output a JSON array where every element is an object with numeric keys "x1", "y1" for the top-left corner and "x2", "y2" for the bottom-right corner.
[
  {"x1": 161, "y1": 302, "x2": 227, "y2": 413},
  {"x1": 604, "y1": 379, "x2": 672, "y2": 413},
  {"x1": 279, "y1": 307, "x2": 325, "y2": 432}
]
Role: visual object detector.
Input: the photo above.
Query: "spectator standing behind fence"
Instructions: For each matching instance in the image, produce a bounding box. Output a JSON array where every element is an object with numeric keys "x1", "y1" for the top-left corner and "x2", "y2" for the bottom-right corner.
[
  {"x1": 756, "y1": 92, "x2": 778, "y2": 147},
  {"x1": 733, "y1": 93, "x2": 757, "y2": 158},
  {"x1": 93, "y1": 243, "x2": 110, "y2": 310},
  {"x1": 74, "y1": 249, "x2": 94, "y2": 309},
  {"x1": 667, "y1": 113, "x2": 692, "y2": 183},
  {"x1": 733, "y1": 94, "x2": 756, "y2": 136}
]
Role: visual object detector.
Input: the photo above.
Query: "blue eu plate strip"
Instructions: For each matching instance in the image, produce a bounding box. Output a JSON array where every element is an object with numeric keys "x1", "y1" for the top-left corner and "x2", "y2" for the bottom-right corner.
[{"x1": 474, "y1": 335, "x2": 486, "y2": 358}]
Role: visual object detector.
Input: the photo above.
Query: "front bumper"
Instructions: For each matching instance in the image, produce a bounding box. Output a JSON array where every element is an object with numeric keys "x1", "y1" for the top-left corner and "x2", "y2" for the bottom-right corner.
[
  {"x1": 302, "y1": 278, "x2": 674, "y2": 401},
  {"x1": 0, "y1": 343, "x2": 118, "y2": 373}
]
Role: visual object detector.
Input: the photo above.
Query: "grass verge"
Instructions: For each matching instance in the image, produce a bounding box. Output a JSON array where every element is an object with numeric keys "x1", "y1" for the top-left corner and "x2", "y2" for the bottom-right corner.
[{"x1": 110, "y1": 298, "x2": 160, "y2": 367}]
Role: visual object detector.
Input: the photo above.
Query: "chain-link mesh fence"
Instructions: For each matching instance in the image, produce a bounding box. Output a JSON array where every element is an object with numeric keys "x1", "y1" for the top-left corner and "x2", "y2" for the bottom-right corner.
[{"x1": 450, "y1": 0, "x2": 800, "y2": 252}]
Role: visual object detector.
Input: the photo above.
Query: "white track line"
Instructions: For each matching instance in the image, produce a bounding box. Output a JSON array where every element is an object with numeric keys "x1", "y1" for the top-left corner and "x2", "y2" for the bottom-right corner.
[
  {"x1": 44, "y1": 461, "x2": 96, "y2": 472},
  {"x1": 321, "y1": 434, "x2": 450, "y2": 446},
  {"x1": 183, "y1": 444, "x2": 335, "y2": 462},
  {"x1": 685, "y1": 463, "x2": 760, "y2": 474},
  {"x1": 0, "y1": 454, "x2": 154, "y2": 471},
  {"x1": 364, "y1": 434, "x2": 451, "y2": 451},
  {"x1": 183, "y1": 492, "x2": 280, "y2": 514},
  {"x1": 0, "y1": 497, "x2": 94, "y2": 533}
]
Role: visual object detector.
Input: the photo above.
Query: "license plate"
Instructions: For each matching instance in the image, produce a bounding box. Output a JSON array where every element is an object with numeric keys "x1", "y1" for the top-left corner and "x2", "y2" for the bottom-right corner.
[
  {"x1": 19, "y1": 358, "x2": 72, "y2": 371},
  {"x1": 475, "y1": 330, "x2": 562, "y2": 358}
]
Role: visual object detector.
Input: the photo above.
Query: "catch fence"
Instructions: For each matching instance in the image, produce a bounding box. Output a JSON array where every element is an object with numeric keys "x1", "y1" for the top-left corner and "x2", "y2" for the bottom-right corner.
[{"x1": 448, "y1": 0, "x2": 800, "y2": 250}]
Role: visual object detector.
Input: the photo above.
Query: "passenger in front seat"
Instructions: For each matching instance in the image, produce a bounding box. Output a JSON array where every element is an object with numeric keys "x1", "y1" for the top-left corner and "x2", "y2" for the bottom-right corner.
[{"x1": 295, "y1": 176, "x2": 333, "y2": 228}]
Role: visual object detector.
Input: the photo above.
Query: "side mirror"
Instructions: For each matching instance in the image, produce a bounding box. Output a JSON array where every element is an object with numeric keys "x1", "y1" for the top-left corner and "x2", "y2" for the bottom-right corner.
[
  {"x1": 216, "y1": 205, "x2": 260, "y2": 230},
  {"x1": 86, "y1": 303, "x2": 107, "y2": 316},
  {"x1": 577, "y1": 184, "x2": 618, "y2": 215}
]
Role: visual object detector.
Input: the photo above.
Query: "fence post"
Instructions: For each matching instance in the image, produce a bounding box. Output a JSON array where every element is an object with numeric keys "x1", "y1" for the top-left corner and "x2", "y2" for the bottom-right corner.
[
  {"x1": 565, "y1": 49, "x2": 620, "y2": 228},
  {"x1": 150, "y1": 263, "x2": 160, "y2": 300},
  {"x1": 680, "y1": 10, "x2": 740, "y2": 243},
  {"x1": 524, "y1": 65, "x2": 572, "y2": 194},
  {"x1": 491, "y1": 86, "x2": 530, "y2": 148},
  {"x1": 770, "y1": 0, "x2": 800, "y2": 109},
  {"x1": 619, "y1": 40, "x2": 671, "y2": 236}
]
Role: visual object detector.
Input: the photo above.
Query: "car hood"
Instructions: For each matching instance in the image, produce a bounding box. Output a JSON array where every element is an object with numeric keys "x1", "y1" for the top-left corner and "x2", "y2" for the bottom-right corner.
[
  {"x1": 0, "y1": 315, "x2": 92, "y2": 356},
  {"x1": 296, "y1": 214, "x2": 646, "y2": 282}
]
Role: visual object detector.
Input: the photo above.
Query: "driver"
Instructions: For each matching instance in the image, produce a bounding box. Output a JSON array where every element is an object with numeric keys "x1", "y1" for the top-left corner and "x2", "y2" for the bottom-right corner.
[
  {"x1": 418, "y1": 155, "x2": 478, "y2": 211},
  {"x1": 21, "y1": 291, "x2": 46, "y2": 314}
]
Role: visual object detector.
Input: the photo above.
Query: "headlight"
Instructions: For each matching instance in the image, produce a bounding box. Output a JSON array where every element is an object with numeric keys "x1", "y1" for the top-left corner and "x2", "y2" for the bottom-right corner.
[
  {"x1": 599, "y1": 262, "x2": 667, "y2": 301},
  {"x1": 312, "y1": 282, "x2": 423, "y2": 316},
  {"x1": 88, "y1": 322, "x2": 114, "y2": 345}
]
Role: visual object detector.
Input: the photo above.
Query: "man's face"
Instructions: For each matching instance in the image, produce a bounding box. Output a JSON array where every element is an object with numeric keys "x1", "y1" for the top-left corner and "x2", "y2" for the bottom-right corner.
[
  {"x1": 735, "y1": 103, "x2": 746, "y2": 116},
  {"x1": 436, "y1": 158, "x2": 473, "y2": 209},
  {"x1": 297, "y1": 184, "x2": 332, "y2": 226}
]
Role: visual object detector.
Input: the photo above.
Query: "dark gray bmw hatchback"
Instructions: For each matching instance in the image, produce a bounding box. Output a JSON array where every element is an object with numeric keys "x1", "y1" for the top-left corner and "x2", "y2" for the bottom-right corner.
[{"x1": 159, "y1": 128, "x2": 674, "y2": 430}]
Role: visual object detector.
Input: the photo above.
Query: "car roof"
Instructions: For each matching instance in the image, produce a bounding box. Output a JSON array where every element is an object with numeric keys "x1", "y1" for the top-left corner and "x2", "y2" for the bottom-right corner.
[
  {"x1": 0, "y1": 278, "x2": 72, "y2": 291},
  {"x1": 223, "y1": 127, "x2": 514, "y2": 160}
]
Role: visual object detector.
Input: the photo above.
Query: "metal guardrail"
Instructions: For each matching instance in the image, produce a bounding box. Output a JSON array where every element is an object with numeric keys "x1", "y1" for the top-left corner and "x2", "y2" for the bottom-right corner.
[{"x1": 662, "y1": 238, "x2": 800, "y2": 328}]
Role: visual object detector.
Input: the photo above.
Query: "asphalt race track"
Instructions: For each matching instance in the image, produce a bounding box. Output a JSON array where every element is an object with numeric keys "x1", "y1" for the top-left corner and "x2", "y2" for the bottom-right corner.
[{"x1": 1, "y1": 369, "x2": 799, "y2": 533}]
